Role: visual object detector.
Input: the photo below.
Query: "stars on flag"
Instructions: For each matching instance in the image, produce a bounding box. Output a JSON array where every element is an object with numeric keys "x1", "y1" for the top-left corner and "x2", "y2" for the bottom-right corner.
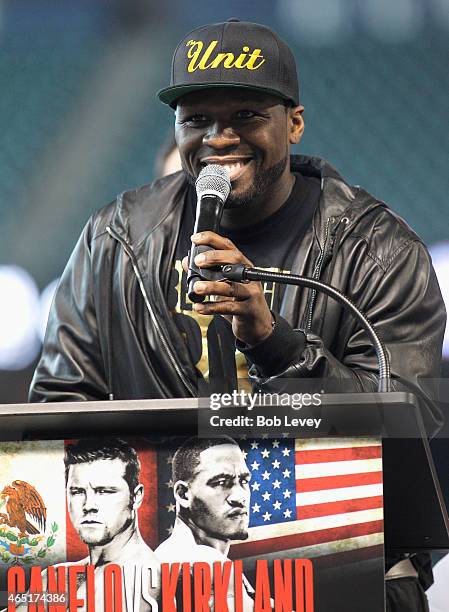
[{"x1": 241, "y1": 438, "x2": 296, "y2": 527}]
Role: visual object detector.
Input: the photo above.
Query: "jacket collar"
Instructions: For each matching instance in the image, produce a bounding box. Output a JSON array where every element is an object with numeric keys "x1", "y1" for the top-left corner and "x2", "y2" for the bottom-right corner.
[
  {"x1": 106, "y1": 170, "x2": 189, "y2": 247},
  {"x1": 291, "y1": 154, "x2": 384, "y2": 233}
]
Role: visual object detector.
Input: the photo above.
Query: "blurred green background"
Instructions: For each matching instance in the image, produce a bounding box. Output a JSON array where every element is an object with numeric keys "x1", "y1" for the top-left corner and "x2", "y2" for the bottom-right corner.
[{"x1": 0, "y1": 0, "x2": 448, "y2": 401}]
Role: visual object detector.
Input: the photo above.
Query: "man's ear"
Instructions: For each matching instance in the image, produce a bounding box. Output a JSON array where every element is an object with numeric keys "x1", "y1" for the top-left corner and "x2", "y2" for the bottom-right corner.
[
  {"x1": 288, "y1": 105, "x2": 305, "y2": 145},
  {"x1": 132, "y1": 484, "x2": 144, "y2": 510},
  {"x1": 173, "y1": 480, "x2": 191, "y2": 509}
]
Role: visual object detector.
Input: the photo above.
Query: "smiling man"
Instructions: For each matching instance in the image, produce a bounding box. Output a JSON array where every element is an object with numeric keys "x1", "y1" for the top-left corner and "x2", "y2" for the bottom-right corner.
[
  {"x1": 175, "y1": 88, "x2": 301, "y2": 217},
  {"x1": 30, "y1": 18, "x2": 445, "y2": 612}
]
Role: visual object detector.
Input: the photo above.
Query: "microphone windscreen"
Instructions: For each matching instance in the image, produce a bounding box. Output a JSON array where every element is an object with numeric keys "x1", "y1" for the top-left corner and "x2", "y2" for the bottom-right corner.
[{"x1": 195, "y1": 164, "x2": 231, "y2": 202}]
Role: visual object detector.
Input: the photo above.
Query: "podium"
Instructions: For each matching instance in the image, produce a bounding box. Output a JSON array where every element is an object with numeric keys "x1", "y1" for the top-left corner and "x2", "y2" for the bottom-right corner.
[{"x1": 0, "y1": 393, "x2": 448, "y2": 612}]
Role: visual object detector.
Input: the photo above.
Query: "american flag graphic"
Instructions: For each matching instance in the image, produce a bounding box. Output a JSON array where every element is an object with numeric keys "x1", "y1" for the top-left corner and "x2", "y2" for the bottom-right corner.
[
  {"x1": 156, "y1": 436, "x2": 384, "y2": 564},
  {"x1": 229, "y1": 436, "x2": 384, "y2": 562}
]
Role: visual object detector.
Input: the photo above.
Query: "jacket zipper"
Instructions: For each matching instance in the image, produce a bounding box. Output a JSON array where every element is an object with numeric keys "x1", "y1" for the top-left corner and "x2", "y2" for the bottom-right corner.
[
  {"x1": 305, "y1": 214, "x2": 349, "y2": 331},
  {"x1": 305, "y1": 217, "x2": 334, "y2": 331},
  {"x1": 106, "y1": 226, "x2": 196, "y2": 396}
]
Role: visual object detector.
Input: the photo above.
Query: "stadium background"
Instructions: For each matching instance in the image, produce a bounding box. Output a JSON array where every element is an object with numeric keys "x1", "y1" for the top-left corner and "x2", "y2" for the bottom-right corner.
[{"x1": 0, "y1": 0, "x2": 448, "y2": 402}]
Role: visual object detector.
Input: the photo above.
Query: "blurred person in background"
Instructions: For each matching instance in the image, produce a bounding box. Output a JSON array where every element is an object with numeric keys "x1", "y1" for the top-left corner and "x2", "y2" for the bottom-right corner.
[
  {"x1": 30, "y1": 18, "x2": 446, "y2": 611},
  {"x1": 153, "y1": 132, "x2": 182, "y2": 179}
]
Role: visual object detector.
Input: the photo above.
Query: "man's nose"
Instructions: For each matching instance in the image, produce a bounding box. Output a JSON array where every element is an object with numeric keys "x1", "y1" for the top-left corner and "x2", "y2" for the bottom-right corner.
[
  {"x1": 228, "y1": 484, "x2": 248, "y2": 507},
  {"x1": 203, "y1": 125, "x2": 240, "y2": 149},
  {"x1": 83, "y1": 491, "x2": 98, "y2": 512}
]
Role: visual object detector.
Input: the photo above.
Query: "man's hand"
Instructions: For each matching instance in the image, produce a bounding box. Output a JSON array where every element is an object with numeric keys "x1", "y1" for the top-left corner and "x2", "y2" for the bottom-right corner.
[{"x1": 182, "y1": 231, "x2": 273, "y2": 346}]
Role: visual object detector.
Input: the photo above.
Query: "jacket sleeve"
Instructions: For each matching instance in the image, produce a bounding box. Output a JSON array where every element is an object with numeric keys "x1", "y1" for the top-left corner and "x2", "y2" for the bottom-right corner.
[
  {"x1": 239, "y1": 240, "x2": 446, "y2": 435},
  {"x1": 29, "y1": 220, "x2": 109, "y2": 402}
]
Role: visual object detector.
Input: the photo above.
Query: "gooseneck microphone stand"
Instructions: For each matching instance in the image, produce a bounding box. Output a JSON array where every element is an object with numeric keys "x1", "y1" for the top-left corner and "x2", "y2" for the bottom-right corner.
[{"x1": 220, "y1": 263, "x2": 391, "y2": 393}]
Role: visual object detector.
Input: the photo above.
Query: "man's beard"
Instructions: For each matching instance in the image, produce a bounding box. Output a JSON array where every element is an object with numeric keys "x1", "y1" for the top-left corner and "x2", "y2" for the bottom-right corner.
[
  {"x1": 227, "y1": 155, "x2": 288, "y2": 208},
  {"x1": 189, "y1": 497, "x2": 249, "y2": 541},
  {"x1": 185, "y1": 155, "x2": 288, "y2": 209}
]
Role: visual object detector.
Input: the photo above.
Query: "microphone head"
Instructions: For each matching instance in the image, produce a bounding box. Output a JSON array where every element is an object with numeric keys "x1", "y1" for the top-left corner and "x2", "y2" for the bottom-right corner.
[{"x1": 195, "y1": 164, "x2": 231, "y2": 203}]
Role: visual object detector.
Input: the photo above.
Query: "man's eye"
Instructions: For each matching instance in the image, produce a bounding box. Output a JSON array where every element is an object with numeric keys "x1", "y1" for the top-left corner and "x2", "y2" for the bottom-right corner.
[
  {"x1": 70, "y1": 489, "x2": 84, "y2": 495},
  {"x1": 184, "y1": 114, "x2": 207, "y2": 125},
  {"x1": 212, "y1": 479, "x2": 229, "y2": 488},
  {"x1": 236, "y1": 110, "x2": 256, "y2": 120},
  {"x1": 240, "y1": 478, "x2": 250, "y2": 486}
]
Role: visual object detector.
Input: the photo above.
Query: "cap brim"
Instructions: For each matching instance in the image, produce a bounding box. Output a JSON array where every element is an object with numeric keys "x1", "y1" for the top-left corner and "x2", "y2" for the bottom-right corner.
[{"x1": 157, "y1": 82, "x2": 296, "y2": 108}]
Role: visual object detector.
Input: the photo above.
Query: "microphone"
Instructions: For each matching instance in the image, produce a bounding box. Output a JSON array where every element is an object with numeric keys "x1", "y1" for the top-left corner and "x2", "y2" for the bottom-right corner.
[{"x1": 187, "y1": 164, "x2": 231, "y2": 303}]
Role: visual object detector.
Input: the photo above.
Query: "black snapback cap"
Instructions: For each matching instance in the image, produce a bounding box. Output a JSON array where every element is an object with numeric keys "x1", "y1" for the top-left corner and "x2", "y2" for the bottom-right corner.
[{"x1": 158, "y1": 19, "x2": 299, "y2": 108}]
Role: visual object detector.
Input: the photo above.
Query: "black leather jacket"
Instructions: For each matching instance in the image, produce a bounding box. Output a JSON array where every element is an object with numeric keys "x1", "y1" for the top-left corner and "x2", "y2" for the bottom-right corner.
[{"x1": 29, "y1": 156, "x2": 446, "y2": 433}]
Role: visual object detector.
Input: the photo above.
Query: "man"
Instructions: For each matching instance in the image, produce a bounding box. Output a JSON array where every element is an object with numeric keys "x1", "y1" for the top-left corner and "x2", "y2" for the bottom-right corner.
[
  {"x1": 155, "y1": 436, "x2": 255, "y2": 610},
  {"x1": 9, "y1": 439, "x2": 160, "y2": 612},
  {"x1": 30, "y1": 18, "x2": 445, "y2": 611},
  {"x1": 63, "y1": 439, "x2": 160, "y2": 610}
]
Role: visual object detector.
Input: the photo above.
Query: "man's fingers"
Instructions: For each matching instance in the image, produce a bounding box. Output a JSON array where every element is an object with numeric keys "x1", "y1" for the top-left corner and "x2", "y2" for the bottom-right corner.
[
  {"x1": 194, "y1": 249, "x2": 252, "y2": 268},
  {"x1": 184, "y1": 232, "x2": 254, "y2": 271},
  {"x1": 193, "y1": 299, "x2": 242, "y2": 315},
  {"x1": 191, "y1": 231, "x2": 236, "y2": 250},
  {"x1": 193, "y1": 280, "x2": 250, "y2": 300}
]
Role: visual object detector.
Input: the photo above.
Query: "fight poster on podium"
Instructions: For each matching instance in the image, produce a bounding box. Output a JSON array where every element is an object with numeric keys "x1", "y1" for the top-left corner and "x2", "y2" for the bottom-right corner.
[{"x1": 0, "y1": 436, "x2": 385, "y2": 611}]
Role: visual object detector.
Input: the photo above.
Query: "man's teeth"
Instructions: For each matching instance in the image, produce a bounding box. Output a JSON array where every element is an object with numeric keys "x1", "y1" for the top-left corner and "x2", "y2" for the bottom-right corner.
[{"x1": 222, "y1": 161, "x2": 246, "y2": 179}]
